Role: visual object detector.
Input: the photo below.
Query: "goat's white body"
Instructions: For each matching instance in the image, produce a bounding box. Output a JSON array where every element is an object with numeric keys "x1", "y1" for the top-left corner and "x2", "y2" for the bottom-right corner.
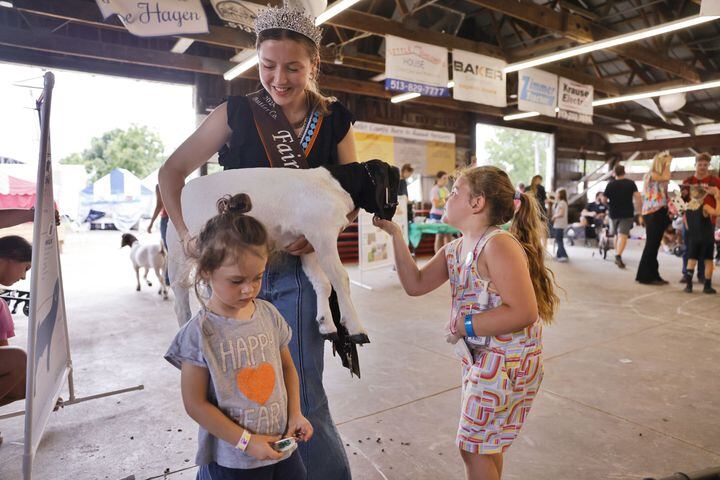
[
  {"x1": 167, "y1": 168, "x2": 365, "y2": 340},
  {"x1": 128, "y1": 241, "x2": 168, "y2": 299}
]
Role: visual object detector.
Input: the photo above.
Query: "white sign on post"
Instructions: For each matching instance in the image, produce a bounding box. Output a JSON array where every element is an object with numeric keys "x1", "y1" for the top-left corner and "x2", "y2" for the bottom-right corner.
[
  {"x1": 95, "y1": 0, "x2": 208, "y2": 37},
  {"x1": 557, "y1": 77, "x2": 594, "y2": 124},
  {"x1": 385, "y1": 35, "x2": 449, "y2": 97},
  {"x1": 356, "y1": 196, "x2": 409, "y2": 288},
  {"x1": 451, "y1": 50, "x2": 507, "y2": 107},
  {"x1": 24, "y1": 73, "x2": 72, "y2": 480},
  {"x1": 701, "y1": 0, "x2": 720, "y2": 16},
  {"x1": 518, "y1": 68, "x2": 559, "y2": 117}
]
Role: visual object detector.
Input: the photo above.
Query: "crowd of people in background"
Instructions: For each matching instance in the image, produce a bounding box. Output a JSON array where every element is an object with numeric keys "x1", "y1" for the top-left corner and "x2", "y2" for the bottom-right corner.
[{"x1": 526, "y1": 151, "x2": 720, "y2": 294}]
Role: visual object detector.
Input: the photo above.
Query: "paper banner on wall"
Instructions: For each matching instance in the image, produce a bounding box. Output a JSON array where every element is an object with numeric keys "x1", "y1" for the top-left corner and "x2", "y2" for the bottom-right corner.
[
  {"x1": 95, "y1": 0, "x2": 208, "y2": 37},
  {"x1": 385, "y1": 35, "x2": 449, "y2": 97},
  {"x1": 557, "y1": 77, "x2": 593, "y2": 124},
  {"x1": 451, "y1": 50, "x2": 507, "y2": 107},
  {"x1": 518, "y1": 68, "x2": 558, "y2": 117},
  {"x1": 354, "y1": 121, "x2": 455, "y2": 175},
  {"x1": 701, "y1": 0, "x2": 720, "y2": 15},
  {"x1": 210, "y1": 0, "x2": 263, "y2": 32}
]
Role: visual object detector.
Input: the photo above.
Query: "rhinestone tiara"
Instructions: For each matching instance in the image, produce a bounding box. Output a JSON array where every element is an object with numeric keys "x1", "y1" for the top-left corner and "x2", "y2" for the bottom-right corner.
[{"x1": 253, "y1": 5, "x2": 323, "y2": 47}]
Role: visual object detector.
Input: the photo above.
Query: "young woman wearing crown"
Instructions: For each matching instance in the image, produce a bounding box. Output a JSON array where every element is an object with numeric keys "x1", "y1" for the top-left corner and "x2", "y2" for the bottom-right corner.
[{"x1": 159, "y1": 5, "x2": 356, "y2": 479}]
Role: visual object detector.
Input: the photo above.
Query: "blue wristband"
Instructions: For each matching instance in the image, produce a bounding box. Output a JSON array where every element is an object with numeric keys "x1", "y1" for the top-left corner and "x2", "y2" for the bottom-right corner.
[{"x1": 464, "y1": 314, "x2": 475, "y2": 337}]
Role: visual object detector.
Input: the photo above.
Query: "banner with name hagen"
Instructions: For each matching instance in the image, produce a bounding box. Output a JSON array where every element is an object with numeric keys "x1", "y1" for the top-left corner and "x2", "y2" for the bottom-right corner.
[
  {"x1": 701, "y1": 0, "x2": 720, "y2": 15},
  {"x1": 451, "y1": 50, "x2": 507, "y2": 107},
  {"x1": 557, "y1": 77, "x2": 593, "y2": 125},
  {"x1": 518, "y1": 68, "x2": 558, "y2": 117},
  {"x1": 385, "y1": 35, "x2": 449, "y2": 97},
  {"x1": 95, "y1": 0, "x2": 208, "y2": 37}
]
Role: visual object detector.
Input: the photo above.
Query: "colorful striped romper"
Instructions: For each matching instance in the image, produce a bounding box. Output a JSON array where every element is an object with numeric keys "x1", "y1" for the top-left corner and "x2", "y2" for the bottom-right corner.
[{"x1": 446, "y1": 228, "x2": 544, "y2": 454}]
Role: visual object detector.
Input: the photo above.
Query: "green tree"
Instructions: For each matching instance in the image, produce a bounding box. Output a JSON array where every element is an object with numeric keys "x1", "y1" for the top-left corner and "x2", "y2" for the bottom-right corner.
[
  {"x1": 483, "y1": 127, "x2": 549, "y2": 188},
  {"x1": 61, "y1": 125, "x2": 164, "y2": 182}
]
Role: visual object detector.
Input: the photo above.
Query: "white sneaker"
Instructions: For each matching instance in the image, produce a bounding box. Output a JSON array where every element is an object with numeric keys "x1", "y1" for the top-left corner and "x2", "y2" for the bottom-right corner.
[{"x1": 557, "y1": 257, "x2": 569, "y2": 263}]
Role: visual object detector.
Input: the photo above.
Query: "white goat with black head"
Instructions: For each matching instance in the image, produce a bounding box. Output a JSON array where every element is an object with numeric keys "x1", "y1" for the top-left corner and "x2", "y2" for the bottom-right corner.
[
  {"x1": 166, "y1": 159, "x2": 399, "y2": 344},
  {"x1": 120, "y1": 233, "x2": 168, "y2": 300}
]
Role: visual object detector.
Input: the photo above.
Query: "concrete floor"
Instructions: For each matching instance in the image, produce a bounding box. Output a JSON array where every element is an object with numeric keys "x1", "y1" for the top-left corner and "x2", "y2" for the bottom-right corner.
[{"x1": 1, "y1": 230, "x2": 719, "y2": 480}]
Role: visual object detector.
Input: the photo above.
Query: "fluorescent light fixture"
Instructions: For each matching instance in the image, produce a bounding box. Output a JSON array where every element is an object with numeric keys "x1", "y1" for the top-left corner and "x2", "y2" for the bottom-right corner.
[
  {"x1": 503, "y1": 111, "x2": 540, "y2": 121},
  {"x1": 592, "y1": 78, "x2": 720, "y2": 106},
  {"x1": 230, "y1": 49, "x2": 257, "y2": 63},
  {"x1": 390, "y1": 92, "x2": 421, "y2": 103},
  {"x1": 0, "y1": 2, "x2": 13, "y2": 7},
  {"x1": 170, "y1": 38, "x2": 194, "y2": 54},
  {"x1": 371, "y1": 73, "x2": 386, "y2": 82},
  {"x1": 447, "y1": 80, "x2": 455, "y2": 88},
  {"x1": 315, "y1": 0, "x2": 362, "y2": 26},
  {"x1": 504, "y1": 15, "x2": 718, "y2": 73},
  {"x1": 224, "y1": 56, "x2": 259, "y2": 81}
]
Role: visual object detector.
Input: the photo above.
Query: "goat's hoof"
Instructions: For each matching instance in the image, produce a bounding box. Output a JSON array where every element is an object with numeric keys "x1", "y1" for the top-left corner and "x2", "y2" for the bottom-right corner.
[
  {"x1": 136, "y1": 286, "x2": 141, "y2": 292},
  {"x1": 322, "y1": 332, "x2": 340, "y2": 343},
  {"x1": 348, "y1": 333, "x2": 370, "y2": 345},
  {"x1": 147, "y1": 281, "x2": 153, "y2": 287}
]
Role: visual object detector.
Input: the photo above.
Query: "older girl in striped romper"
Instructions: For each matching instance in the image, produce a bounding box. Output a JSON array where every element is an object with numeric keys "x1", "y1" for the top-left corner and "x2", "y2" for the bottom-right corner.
[{"x1": 374, "y1": 166, "x2": 559, "y2": 480}]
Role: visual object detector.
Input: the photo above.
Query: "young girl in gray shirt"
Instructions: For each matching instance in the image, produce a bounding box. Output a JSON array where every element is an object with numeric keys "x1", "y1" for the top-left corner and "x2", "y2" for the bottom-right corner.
[{"x1": 165, "y1": 193, "x2": 313, "y2": 479}]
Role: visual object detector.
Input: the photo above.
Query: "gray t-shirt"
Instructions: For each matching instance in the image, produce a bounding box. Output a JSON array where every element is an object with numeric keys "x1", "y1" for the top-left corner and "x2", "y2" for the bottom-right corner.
[{"x1": 165, "y1": 299, "x2": 292, "y2": 469}]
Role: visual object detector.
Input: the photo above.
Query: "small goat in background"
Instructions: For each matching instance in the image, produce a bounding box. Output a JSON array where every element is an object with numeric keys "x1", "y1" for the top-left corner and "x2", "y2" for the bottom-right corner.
[{"x1": 120, "y1": 233, "x2": 168, "y2": 300}]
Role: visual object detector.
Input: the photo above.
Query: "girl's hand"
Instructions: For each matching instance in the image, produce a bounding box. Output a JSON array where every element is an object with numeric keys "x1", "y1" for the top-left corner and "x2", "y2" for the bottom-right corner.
[
  {"x1": 285, "y1": 235, "x2": 315, "y2": 255},
  {"x1": 453, "y1": 312, "x2": 469, "y2": 338},
  {"x1": 287, "y1": 414, "x2": 314, "y2": 442},
  {"x1": 246, "y1": 433, "x2": 284, "y2": 461},
  {"x1": 372, "y1": 216, "x2": 401, "y2": 236}
]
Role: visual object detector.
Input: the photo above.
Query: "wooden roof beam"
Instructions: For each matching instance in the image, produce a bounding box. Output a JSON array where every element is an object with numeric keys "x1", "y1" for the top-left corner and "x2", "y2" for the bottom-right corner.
[{"x1": 463, "y1": 0, "x2": 702, "y2": 82}]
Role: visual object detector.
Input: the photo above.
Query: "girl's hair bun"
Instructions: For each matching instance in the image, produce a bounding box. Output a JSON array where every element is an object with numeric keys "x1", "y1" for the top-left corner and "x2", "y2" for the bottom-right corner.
[{"x1": 217, "y1": 193, "x2": 252, "y2": 215}]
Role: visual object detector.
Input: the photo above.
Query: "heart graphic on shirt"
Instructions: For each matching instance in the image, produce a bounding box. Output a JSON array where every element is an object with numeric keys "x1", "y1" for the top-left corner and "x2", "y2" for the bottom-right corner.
[{"x1": 236, "y1": 362, "x2": 275, "y2": 405}]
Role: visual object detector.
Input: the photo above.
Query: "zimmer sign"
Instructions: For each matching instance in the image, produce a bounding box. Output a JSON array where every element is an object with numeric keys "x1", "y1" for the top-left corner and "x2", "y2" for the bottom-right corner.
[
  {"x1": 557, "y1": 77, "x2": 593, "y2": 124},
  {"x1": 95, "y1": 0, "x2": 208, "y2": 37},
  {"x1": 518, "y1": 68, "x2": 558, "y2": 117},
  {"x1": 451, "y1": 50, "x2": 507, "y2": 107}
]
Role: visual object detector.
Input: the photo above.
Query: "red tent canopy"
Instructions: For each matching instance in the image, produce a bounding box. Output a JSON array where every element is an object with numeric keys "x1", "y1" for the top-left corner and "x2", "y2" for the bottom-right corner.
[{"x1": 0, "y1": 174, "x2": 37, "y2": 209}]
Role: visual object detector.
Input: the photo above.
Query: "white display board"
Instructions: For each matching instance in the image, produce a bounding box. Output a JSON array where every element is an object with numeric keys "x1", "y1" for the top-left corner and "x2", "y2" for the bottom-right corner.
[
  {"x1": 24, "y1": 73, "x2": 72, "y2": 479},
  {"x1": 357, "y1": 196, "x2": 409, "y2": 283}
]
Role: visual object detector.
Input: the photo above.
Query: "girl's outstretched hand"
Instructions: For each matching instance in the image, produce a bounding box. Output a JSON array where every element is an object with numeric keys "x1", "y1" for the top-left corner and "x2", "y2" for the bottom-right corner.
[
  {"x1": 246, "y1": 433, "x2": 284, "y2": 461},
  {"x1": 372, "y1": 216, "x2": 401, "y2": 236},
  {"x1": 287, "y1": 413, "x2": 314, "y2": 442}
]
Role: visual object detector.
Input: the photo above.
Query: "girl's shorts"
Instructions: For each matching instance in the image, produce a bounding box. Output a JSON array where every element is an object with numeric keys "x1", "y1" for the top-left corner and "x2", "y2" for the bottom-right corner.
[{"x1": 456, "y1": 347, "x2": 543, "y2": 454}]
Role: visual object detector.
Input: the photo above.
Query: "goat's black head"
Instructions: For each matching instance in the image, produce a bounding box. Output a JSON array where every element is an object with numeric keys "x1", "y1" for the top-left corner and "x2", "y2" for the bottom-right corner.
[
  {"x1": 120, "y1": 233, "x2": 138, "y2": 249},
  {"x1": 357, "y1": 159, "x2": 400, "y2": 220}
]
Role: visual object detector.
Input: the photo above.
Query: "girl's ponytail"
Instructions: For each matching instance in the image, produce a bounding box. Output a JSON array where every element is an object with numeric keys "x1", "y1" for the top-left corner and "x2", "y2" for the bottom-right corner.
[{"x1": 510, "y1": 192, "x2": 559, "y2": 324}]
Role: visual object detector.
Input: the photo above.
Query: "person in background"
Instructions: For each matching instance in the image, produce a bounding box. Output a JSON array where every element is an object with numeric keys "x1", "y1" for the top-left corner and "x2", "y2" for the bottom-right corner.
[
  {"x1": 551, "y1": 189, "x2": 569, "y2": 262},
  {"x1": 680, "y1": 153, "x2": 720, "y2": 284},
  {"x1": 516, "y1": 182, "x2": 526, "y2": 194},
  {"x1": 147, "y1": 184, "x2": 170, "y2": 284},
  {"x1": 603, "y1": 164, "x2": 642, "y2": 269},
  {"x1": 0, "y1": 209, "x2": 34, "y2": 229},
  {"x1": 636, "y1": 151, "x2": 673, "y2": 285},
  {"x1": 529, "y1": 175, "x2": 549, "y2": 249},
  {"x1": 430, "y1": 170, "x2": 452, "y2": 252},
  {"x1": 398, "y1": 163, "x2": 415, "y2": 224},
  {"x1": 580, "y1": 191, "x2": 608, "y2": 243},
  {"x1": 683, "y1": 186, "x2": 720, "y2": 294},
  {"x1": 0, "y1": 235, "x2": 32, "y2": 446}
]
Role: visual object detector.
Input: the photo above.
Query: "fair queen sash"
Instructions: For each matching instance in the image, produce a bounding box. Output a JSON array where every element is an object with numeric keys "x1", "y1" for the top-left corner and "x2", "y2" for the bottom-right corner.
[{"x1": 247, "y1": 89, "x2": 323, "y2": 169}]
